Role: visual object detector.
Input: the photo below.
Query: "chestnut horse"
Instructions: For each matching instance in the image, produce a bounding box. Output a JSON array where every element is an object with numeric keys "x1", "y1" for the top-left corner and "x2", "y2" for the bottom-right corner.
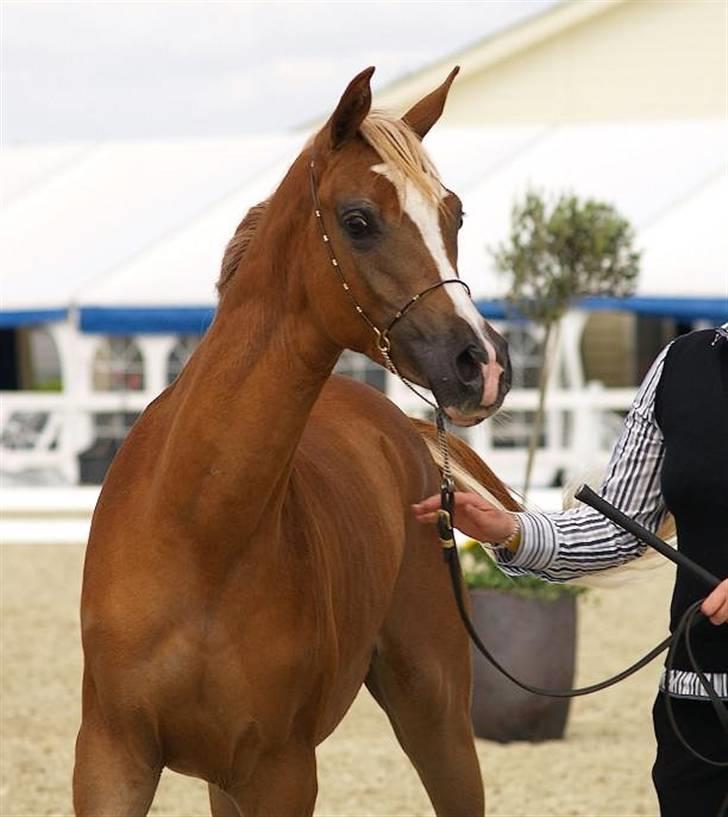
[{"x1": 73, "y1": 67, "x2": 511, "y2": 817}]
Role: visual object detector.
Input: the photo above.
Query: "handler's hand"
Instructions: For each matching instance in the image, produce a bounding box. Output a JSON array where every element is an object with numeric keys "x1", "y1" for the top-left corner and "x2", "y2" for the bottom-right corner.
[
  {"x1": 411, "y1": 491, "x2": 517, "y2": 545},
  {"x1": 701, "y1": 578, "x2": 728, "y2": 625}
]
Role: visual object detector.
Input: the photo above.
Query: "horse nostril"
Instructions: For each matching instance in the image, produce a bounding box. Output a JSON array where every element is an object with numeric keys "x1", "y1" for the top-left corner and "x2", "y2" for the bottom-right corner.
[{"x1": 455, "y1": 346, "x2": 482, "y2": 385}]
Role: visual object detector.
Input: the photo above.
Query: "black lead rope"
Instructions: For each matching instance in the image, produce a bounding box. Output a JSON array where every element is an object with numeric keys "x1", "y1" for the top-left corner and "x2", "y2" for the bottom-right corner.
[
  {"x1": 438, "y1": 471, "x2": 728, "y2": 768},
  {"x1": 442, "y1": 538, "x2": 674, "y2": 695},
  {"x1": 575, "y1": 485, "x2": 728, "y2": 768}
]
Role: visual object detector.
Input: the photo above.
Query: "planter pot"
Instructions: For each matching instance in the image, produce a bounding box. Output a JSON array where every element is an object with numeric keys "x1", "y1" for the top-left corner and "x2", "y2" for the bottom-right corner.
[{"x1": 469, "y1": 588, "x2": 576, "y2": 743}]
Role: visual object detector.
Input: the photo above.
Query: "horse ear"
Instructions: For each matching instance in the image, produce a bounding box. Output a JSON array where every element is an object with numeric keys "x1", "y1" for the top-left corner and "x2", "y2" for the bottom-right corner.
[
  {"x1": 402, "y1": 66, "x2": 460, "y2": 139},
  {"x1": 326, "y1": 66, "x2": 375, "y2": 151}
]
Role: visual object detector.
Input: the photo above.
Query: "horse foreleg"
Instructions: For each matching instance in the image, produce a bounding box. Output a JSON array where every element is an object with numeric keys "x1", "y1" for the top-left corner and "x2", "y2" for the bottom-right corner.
[
  {"x1": 366, "y1": 652, "x2": 484, "y2": 817},
  {"x1": 73, "y1": 718, "x2": 161, "y2": 817},
  {"x1": 226, "y1": 741, "x2": 317, "y2": 817},
  {"x1": 366, "y1": 532, "x2": 484, "y2": 817}
]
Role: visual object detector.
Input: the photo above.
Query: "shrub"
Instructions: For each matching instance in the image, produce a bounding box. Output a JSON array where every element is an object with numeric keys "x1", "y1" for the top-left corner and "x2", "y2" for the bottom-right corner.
[{"x1": 460, "y1": 540, "x2": 585, "y2": 601}]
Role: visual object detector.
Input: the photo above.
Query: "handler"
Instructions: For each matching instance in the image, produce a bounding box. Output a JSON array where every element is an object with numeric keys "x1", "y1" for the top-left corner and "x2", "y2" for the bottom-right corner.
[{"x1": 413, "y1": 325, "x2": 728, "y2": 816}]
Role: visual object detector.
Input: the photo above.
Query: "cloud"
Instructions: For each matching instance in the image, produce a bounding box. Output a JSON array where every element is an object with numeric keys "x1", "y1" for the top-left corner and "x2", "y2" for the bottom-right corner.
[{"x1": 1, "y1": 0, "x2": 559, "y2": 141}]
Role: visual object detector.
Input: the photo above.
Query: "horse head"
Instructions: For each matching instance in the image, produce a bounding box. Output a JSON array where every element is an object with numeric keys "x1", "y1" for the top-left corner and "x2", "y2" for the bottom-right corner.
[{"x1": 303, "y1": 66, "x2": 511, "y2": 426}]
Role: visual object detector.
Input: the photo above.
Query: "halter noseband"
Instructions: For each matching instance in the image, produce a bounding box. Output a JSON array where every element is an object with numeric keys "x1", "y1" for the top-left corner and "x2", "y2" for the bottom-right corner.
[{"x1": 307, "y1": 158, "x2": 471, "y2": 364}]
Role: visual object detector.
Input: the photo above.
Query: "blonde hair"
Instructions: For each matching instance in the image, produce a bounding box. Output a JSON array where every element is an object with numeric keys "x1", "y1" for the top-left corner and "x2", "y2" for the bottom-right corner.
[
  {"x1": 217, "y1": 199, "x2": 269, "y2": 298},
  {"x1": 360, "y1": 111, "x2": 443, "y2": 205},
  {"x1": 217, "y1": 112, "x2": 444, "y2": 297}
]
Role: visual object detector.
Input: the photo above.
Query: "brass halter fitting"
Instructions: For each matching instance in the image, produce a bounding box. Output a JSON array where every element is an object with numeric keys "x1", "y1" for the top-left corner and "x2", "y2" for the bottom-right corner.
[{"x1": 374, "y1": 329, "x2": 391, "y2": 356}]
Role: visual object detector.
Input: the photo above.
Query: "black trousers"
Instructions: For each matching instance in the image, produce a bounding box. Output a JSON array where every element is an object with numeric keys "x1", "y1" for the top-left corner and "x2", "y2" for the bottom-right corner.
[{"x1": 652, "y1": 693, "x2": 728, "y2": 817}]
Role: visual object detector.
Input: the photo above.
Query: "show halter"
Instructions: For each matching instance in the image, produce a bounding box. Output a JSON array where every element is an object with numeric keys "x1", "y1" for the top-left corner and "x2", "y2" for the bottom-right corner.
[{"x1": 308, "y1": 156, "x2": 464, "y2": 500}]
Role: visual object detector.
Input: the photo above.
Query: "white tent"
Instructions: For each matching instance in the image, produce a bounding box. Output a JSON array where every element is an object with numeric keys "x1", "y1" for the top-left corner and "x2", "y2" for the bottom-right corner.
[
  {"x1": 440, "y1": 121, "x2": 728, "y2": 317},
  {"x1": 2, "y1": 123, "x2": 726, "y2": 331},
  {"x1": 78, "y1": 138, "x2": 305, "y2": 333},
  {"x1": 0, "y1": 135, "x2": 305, "y2": 327}
]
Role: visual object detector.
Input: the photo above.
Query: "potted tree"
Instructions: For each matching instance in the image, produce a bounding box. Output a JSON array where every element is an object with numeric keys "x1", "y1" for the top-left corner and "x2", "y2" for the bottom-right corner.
[
  {"x1": 491, "y1": 191, "x2": 640, "y2": 498},
  {"x1": 460, "y1": 191, "x2": 639, "y2": 742},
  {"x1": 461, "y1": 540, "x2": 586, "y2": 743}
]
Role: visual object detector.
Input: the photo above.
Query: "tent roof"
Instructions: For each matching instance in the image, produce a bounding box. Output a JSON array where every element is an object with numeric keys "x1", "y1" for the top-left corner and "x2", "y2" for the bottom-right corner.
[
  {"x1": 443, "y1": 121, "x2": 727, "y2": 321},
  {"x1": 1, "y1": 122, "x2": 725, "y2": 331},
  {"x1": 0, "y1": 143, "x2": 93, "y2": 207},
  {"x1": 0, "y1": 135, "x2": 304, "y2": 324}
]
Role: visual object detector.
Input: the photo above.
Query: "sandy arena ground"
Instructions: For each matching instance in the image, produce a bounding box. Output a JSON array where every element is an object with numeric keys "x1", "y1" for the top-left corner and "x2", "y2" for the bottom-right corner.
[{"x1": 1, "y1": 541, "x2": 675, "y2": 817}]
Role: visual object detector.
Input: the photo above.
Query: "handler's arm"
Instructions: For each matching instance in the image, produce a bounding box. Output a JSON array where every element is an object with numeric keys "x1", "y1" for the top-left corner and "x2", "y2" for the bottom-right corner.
[{"x1": 413, "y1": 345, "x2": 672, "y2": 582}]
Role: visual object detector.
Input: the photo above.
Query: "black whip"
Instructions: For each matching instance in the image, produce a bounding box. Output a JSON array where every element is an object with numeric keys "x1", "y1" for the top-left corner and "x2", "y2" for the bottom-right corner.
[{"x1": 442, "y1": 480, "x2": 728, "y2": 766}]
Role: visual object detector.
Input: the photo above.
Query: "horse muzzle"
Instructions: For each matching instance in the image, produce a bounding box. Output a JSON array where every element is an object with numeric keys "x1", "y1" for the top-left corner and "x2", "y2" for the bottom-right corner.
[
  {"x1": 397, "y1": 323, "x2": 511, "y2": 427},
  {"x1": 439, "y1": 347, "x2": 511, "y2": 427}
]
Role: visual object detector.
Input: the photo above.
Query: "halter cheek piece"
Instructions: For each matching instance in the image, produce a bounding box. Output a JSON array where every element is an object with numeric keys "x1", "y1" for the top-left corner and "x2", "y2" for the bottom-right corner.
[{"x1": 308, "y1": 156, "x2": 462, "y2": 547}]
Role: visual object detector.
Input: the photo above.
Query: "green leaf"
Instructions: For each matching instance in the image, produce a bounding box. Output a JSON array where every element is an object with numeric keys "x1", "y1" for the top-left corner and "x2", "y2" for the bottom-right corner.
[
  {"x1": 491, "y1": 189, "x2": 640, "y2": 322},
  {"x1": 460, "y1": 542, "x2": 586, "y2": 600}
]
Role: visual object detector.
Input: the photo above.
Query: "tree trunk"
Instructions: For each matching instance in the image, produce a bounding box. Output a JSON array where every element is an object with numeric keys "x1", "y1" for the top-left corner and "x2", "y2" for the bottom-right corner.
[{"x1": 522, "y1": 319, "x2": 560, "y2": 501}]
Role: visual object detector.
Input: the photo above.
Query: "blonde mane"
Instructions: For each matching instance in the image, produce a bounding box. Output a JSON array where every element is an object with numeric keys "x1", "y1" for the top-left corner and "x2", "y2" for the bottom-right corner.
[
  {"x1": 217, "y1": 199, "x2": 269, "y2": 298},
  {"x1": 217, "y1": 112, "x2": 443, "y2": 298}
]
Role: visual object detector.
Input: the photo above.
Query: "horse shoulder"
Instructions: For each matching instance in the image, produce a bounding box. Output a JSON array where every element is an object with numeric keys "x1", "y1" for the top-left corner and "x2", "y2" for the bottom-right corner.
[{"x1": 307, "y1": 375, "x2": 439, "y2": 500}]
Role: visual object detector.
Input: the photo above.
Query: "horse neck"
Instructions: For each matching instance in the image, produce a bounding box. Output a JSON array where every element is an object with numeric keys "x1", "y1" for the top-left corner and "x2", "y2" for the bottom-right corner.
[{"x1": 159, "y1": 172, "x2": 341, "y2": 537}]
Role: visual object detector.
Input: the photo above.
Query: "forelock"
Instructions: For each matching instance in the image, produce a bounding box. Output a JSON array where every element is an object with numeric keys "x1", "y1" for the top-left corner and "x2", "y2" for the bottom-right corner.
[{"x1": 359, "y1": 111, "x2": 443, "y2": 205}]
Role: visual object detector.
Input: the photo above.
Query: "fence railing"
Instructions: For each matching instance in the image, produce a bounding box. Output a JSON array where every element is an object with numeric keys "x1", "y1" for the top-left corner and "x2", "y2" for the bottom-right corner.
[{"x1": 0, "y1": 382, "x2": 636, "y2": 489}]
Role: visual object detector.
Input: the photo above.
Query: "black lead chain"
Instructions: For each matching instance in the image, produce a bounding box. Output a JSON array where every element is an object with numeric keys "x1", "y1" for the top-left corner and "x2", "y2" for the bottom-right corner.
[
  {"x1": 435, "y1": 411, "x2": 457, "y2": 556},
  {"x1": 310, "y1": 149, "x2": 727, "y2": 770}
]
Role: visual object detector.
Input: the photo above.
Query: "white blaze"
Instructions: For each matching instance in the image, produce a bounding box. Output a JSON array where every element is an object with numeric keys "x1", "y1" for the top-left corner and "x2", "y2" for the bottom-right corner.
[{"x1": 372, "y1": 163, "x2": 502, "y2": 405}]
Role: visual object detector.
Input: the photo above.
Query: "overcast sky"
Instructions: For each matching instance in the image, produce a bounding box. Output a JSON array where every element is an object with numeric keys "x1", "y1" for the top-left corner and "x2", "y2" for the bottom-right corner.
[{"x1": 1, "y1": 0, "x2": 558, "y2": 143}]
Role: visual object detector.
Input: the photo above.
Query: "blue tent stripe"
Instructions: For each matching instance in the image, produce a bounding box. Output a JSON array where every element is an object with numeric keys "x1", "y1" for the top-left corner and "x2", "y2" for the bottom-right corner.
[
  {"x1": 11, "y1": 295, "x2": 717, "y2": 334},
  {"x1": 475, "y1": 296, "x2": 727, "y2": 323},
  {"x1": 80, "y1": 307, "x2": 215, "y2": 334},
  {"x1": 579, "y1": 295, "x2": 727, "y2": 320},
  {"x1": 0, "y1": 309, "x2": 67, "y2": 327}
]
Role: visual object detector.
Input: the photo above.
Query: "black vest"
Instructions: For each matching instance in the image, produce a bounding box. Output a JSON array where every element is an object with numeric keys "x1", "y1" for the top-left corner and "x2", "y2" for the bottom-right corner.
[{"x1": 655, "y1": 329, "x2": 728, "y2": 672}]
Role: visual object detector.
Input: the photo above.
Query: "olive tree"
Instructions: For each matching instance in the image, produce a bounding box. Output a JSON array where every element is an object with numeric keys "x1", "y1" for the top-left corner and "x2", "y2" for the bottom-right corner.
[{"x1": 491, "y1": 191, "x2": 640, "y2": 497}]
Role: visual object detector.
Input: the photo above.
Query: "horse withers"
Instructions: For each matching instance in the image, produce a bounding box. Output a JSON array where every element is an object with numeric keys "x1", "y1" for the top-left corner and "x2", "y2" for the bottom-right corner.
[{"x1": 73, "y1": 66, "x2": 511, "y2": 817}]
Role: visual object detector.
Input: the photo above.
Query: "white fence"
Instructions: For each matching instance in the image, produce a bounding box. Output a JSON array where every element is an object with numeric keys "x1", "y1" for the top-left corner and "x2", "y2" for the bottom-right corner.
[
  {"x1": 0, "y1": 390, "x2": 149, "y2": 484},
  {"x1": 0, "y1": 380, "x2": 636, "y2": 490}
]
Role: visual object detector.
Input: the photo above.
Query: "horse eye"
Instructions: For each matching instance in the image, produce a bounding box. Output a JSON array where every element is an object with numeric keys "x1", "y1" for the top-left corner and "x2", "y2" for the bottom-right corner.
[
  {"x1": 343, "y1": 213, "x2": 370, "y2": 239},
  {"x1": 458, "y1": 211, "x2": 466, "y2": 230}
]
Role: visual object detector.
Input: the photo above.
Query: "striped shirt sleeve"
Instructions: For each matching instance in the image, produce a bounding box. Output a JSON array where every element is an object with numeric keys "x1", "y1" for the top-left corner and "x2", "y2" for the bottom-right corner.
[{"x1": 492, "y1": 342, "x2": 672, "y2": 582}]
